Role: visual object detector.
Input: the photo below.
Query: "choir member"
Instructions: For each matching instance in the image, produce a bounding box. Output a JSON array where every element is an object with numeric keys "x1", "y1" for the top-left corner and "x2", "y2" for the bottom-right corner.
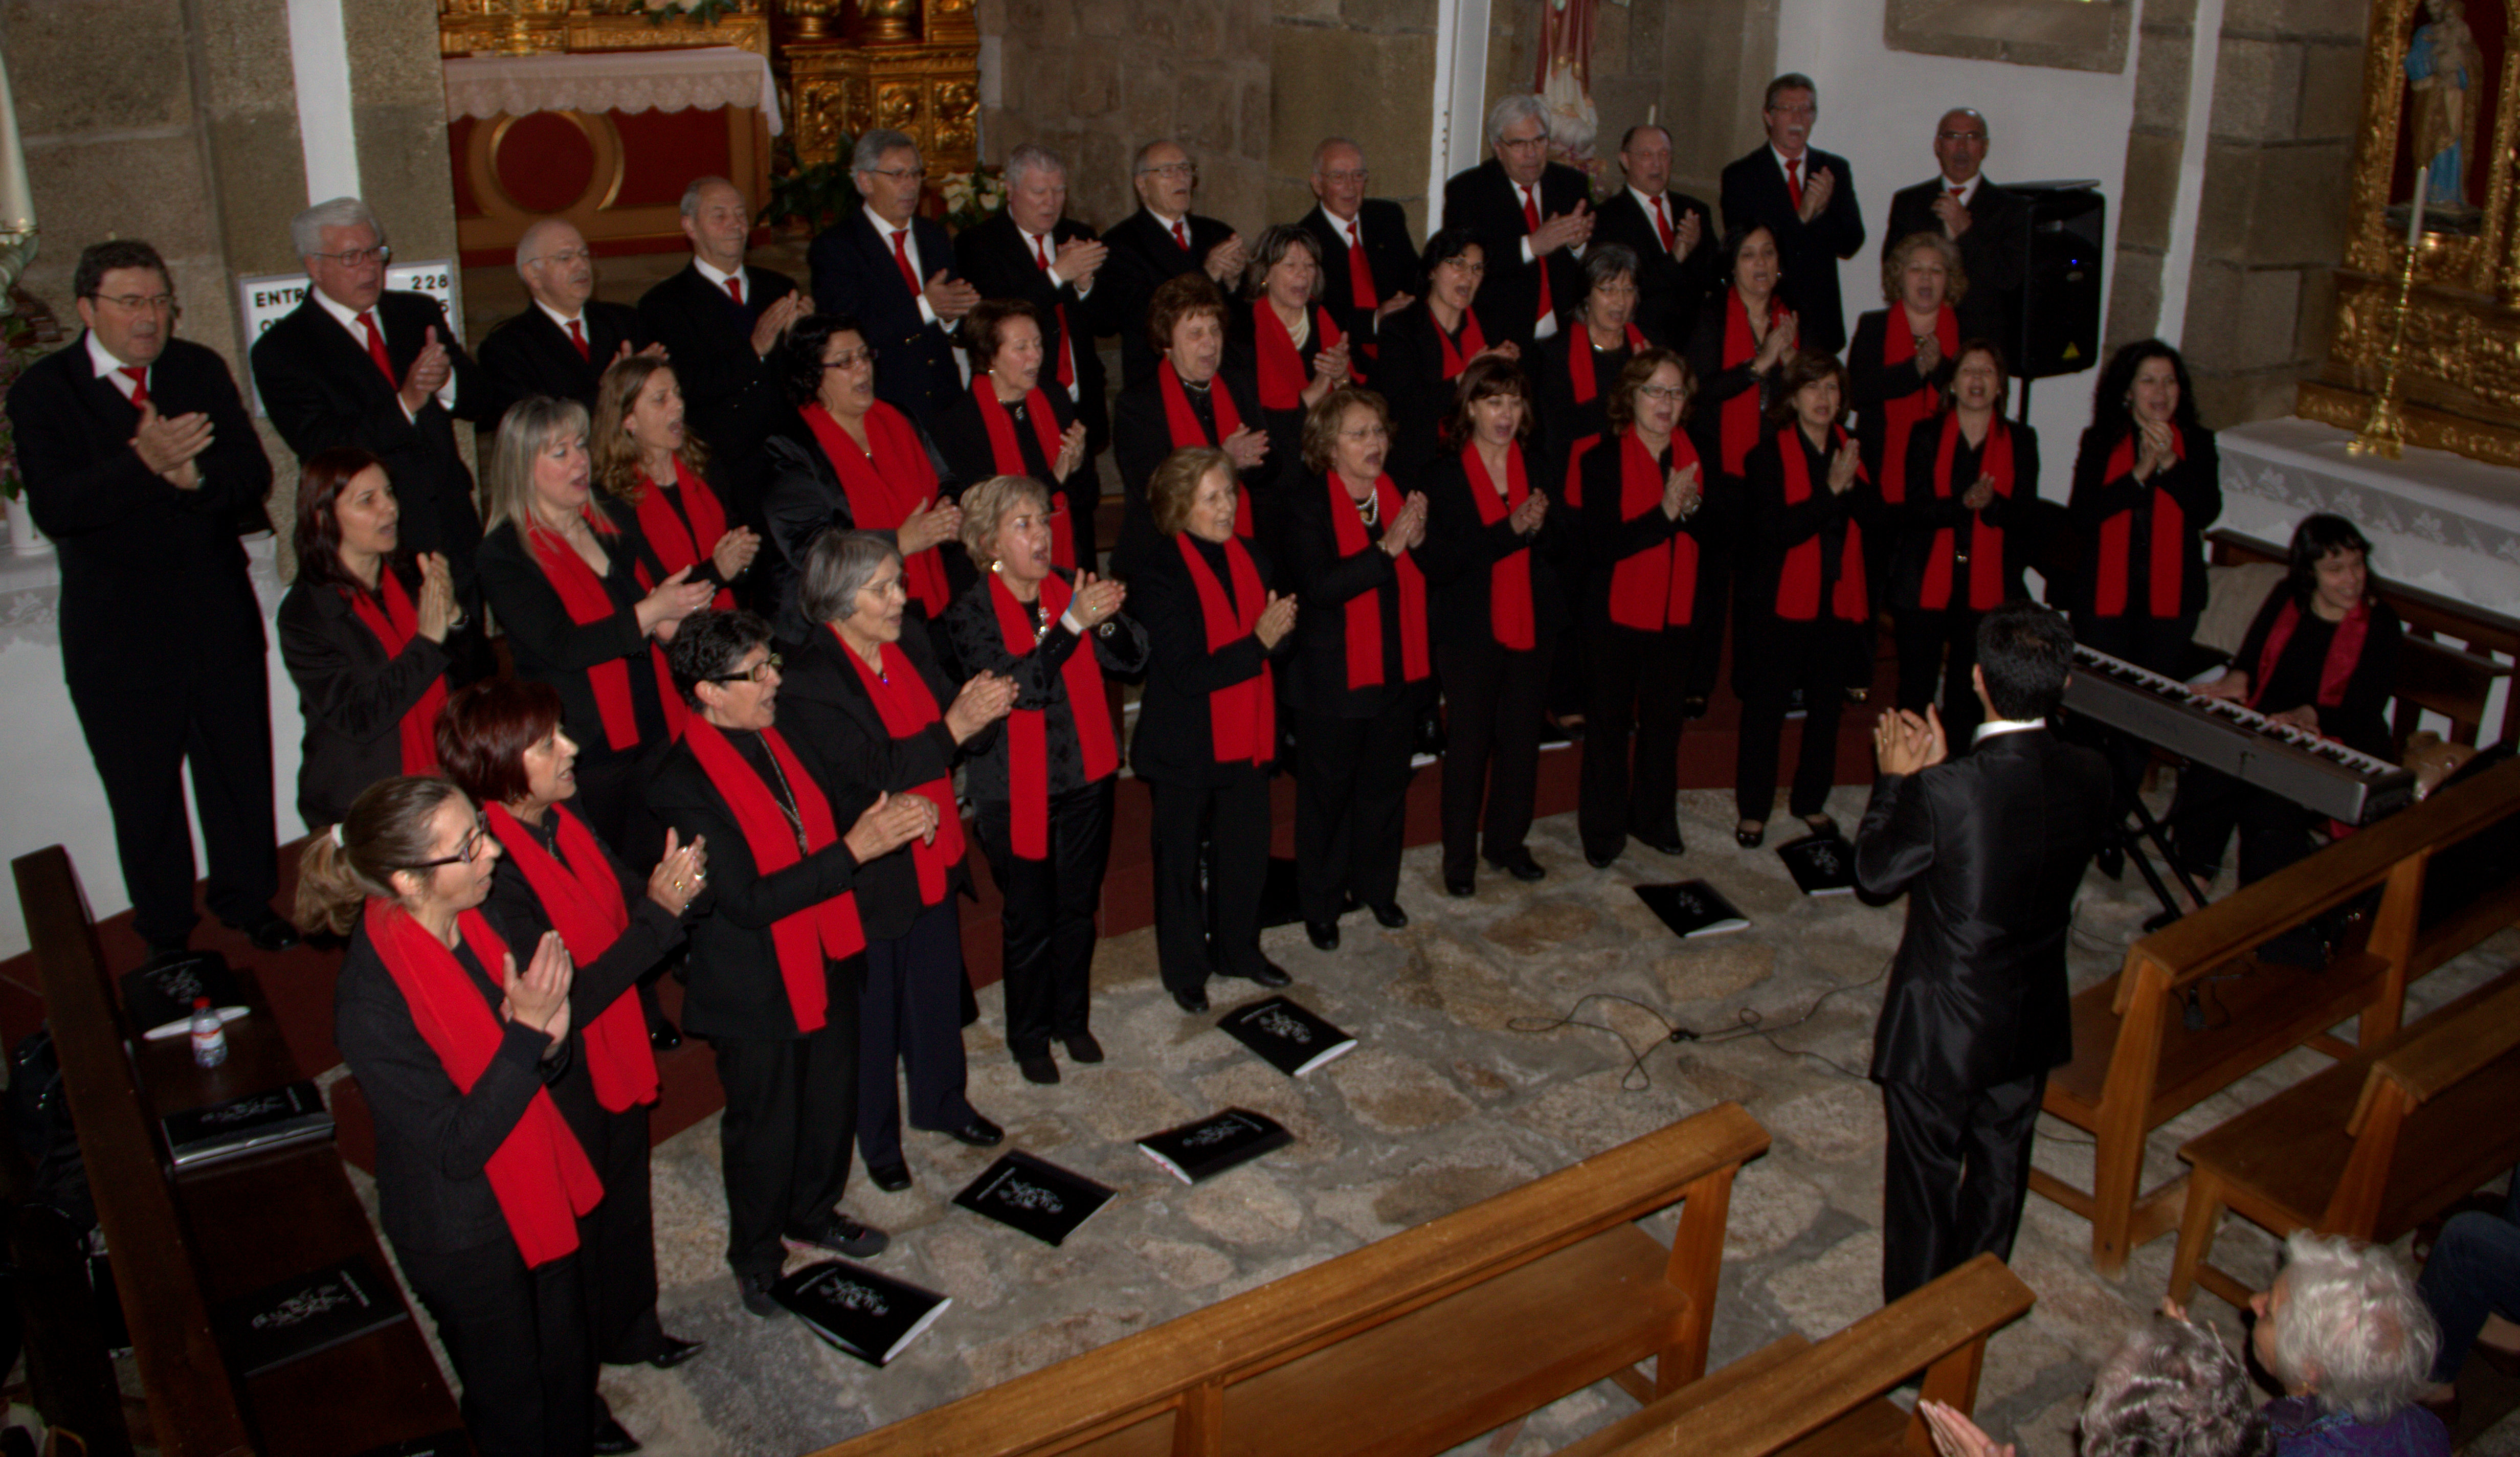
[
  {"x1": 1228, "y1": 225, "x2": 1354, "y2": 495},
  {"x1": 932, "y1": 298, "x2": 1092, "y2": 567},
  {"x1": 1890, "y1": 341, "x2": 2037, "y2": 741},
  {"x1": 2068, "y1": 340, "x2": 2221, "y2": 679},
  {"x1": 1111, "y1": 273, "x2": 1269, "y2": 574},
  {"x1": 1683, "y1": 224, "x2": 1798, "y2": 716},
  {"x1": 1536, "y1": 245, "x2": 1647, "y2": 496},
  {"x1": 1850, "y1": 231, "x2": 1964, "y2": 647},
  {"x1": 588, "y1": 356, "x2": 759, "y2": 615},
  {"x1": 1374, "y1": 229, "x2": 1517, "y2": 485}
]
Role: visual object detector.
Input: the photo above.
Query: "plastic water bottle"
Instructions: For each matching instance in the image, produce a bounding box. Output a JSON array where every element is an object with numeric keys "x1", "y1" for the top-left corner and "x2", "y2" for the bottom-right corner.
[{"x1": 190, "y1": 996, "x2": 228, "y2": 1068}]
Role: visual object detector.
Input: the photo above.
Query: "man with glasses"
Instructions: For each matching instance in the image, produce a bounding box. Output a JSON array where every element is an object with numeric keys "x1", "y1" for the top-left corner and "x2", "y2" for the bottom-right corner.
[
  {"x1": 1104, "y1": 140, "x2": 1245, "y2": 388},
  {"x1": 1296, "y1": 137, "x2": 1420, "y2": 359},
  {"x1": 808, "y1": 129, "x2": 977, "y2": 427},
  {"x1": 1441, "y1": 93, "x2": 1594, "y2": 351},
  {"x1": 1591, "y1": 123, "x2": 1720, "y2": 346},
  {"x1": 637, "y1": 176, "x2": 805, "y2": 476},
  {"x1": 1884, "y1": 108, "x2": 2027, "y2": 351},
  {"x1": 476, "y1": 217, "x2": 655, "y2": 434},
  {"x1": 1720, "y1": 73, "x2": 1866, "y2": 353},
  {"x1": 7, "y1": 238, "x2": 296, "y2": 959}
]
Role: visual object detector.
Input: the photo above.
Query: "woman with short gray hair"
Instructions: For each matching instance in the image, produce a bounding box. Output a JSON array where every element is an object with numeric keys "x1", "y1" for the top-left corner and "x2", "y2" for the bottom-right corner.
[
  {"x1": 2251, "y1": 1231, "x2": 2449, "y2": 1453},
  {"x1": 1922, "y1": 1306, "x2": 2273, "y2": 1457}
]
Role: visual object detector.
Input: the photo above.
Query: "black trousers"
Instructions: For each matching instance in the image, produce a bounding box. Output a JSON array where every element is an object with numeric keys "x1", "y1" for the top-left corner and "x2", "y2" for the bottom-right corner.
[
  {"x1": 2167, "y1": 766, "x2": 2322, "y2": 886},
  {"x1": 1734, "y1": 615, "x2": 1858, "y2": 823},
  {"x1": 1293, "y1": 697, "x2": 1423, "y2": 924},
  {"x1": 569, "y1": 1102, "x2": 665, "y2": 1365},
  {"x1": 65, "y1": 637, "x2": 277, "y2": 947},
  {"x1": 396, "y1": 1239, "x2": 594, "y2": 1457},
  {"x1": 1687, "y1": 526, "x2": 1734, "y2": 701},
  {"x1": 1578, "y1": 623, "x2": 1694, "y2": 860},
  {"x1": 1439, "y1": 639, "x2": 1551, "y2": 879},
  {"x1": 1879, "y1": 1071, "x2": 2046, "y2": 1305},
  {"x1": 974, "y1": 779, "x2": 1115, "y2": 1057},
  {"x1": 710, "y1": 986, "x2": 861, "y2": 1277},
  {"x1": 1893, "y1": 606, "x2": 1986, "y2": 744},
  {"x1": 1147, "y1": 769, "x2": 1273, "y2": 992},
  {"x1": 856, "y1": 900, "x2": 978, "y2": 1164}
]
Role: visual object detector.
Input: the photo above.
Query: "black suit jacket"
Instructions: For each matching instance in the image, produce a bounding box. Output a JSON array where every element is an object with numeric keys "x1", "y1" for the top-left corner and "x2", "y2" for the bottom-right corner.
[
  {"x1": 1109, "y1": 367, "x2": 1271, "y2": 577},
  {"x1": 1126, "y1": 530, "x2": 1287, "y2": 788},
  {"x1": 474, "y1": 503, "x2": 673, "y2": 765},
  {"x1": 251, "y1": 291, "x2": 483, "y2": 578},
  {"x1": 954, "y1": 211, "x2": 1113, "y2": 453},
  {"x1": 1441, "y1": 158, "x2": 1591, "y2": 350},
  {"x1": 809, "y1": 211, "x2": 965, "y2": 425},
  {"x1": 1719, "y1": 146, "x2": 1866, "y2": 354},
  {"x1": 276, "y1": 565, "x2": 459, "y2": 828},
  {"x1": 1589, "y1": 188, "x2": 1720, "y2": 346},
  {"x1": 1283, "y1": 472, "x2": 1437, "y2": 719},
  {"x1": 1857, "y1": 726, "x2": 2113, "y2": 1091},
  {"x1": 1297, "y1": 201, "x2": 1421, "y2": 352},
  {"x1": 475, "y1": 299, "x2": 646, "y2": 435},
  {"x1": 931, "y1": 383, "x2": 1095, "y2": 571},
  {"x1": 635, "y1": 261, "x2": 798, "y2": 497},
  {"x1": 1416, "y1": 445, "x2": 1567, "y2": 652},
  {"x1": 1884, "y1": 177, "x2": 2028, "y2": 350},
  {"x1": 1102, "y1": 208, "x2": 1239, "y2": 388},
  {"x1": 8, "y1": 335, "x2": 272, "y2": 673}
]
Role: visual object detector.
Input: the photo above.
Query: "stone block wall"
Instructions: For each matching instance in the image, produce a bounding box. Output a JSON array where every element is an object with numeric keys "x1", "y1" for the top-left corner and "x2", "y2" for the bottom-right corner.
[
  {"x1": 1269, "y1": 0, "x2": 1438, "y2": 236},
  {"x1": 1489, "y1": 0, "x2": 1774, "y2": 204}
]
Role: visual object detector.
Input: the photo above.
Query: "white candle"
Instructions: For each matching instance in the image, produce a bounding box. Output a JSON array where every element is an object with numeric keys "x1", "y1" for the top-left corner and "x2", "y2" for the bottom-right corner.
[
  {"x1": 0, "y1": 57, "x2": 30, "y2": 235},
  {"x1": 2407, "y1": 173, "x2": 2427, "y2": 253}
]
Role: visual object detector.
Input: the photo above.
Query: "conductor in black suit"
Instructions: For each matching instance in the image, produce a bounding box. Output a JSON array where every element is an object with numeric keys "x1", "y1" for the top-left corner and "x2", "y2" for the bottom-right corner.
[
  {"x1": 1441, "y1": 94, "x2": 1594, "y2": 352},
  {"x1": 9, "y1": 238, "x2": 296, "y2": 957},
  {"x1": 476, "y1": 217, "x2": 652, "y2": 435},
  {"x1": 1298, "y1": 138, "x2": 1420, "y2": 357},
  {"x1": 1884, "y1": 110, "x2": 2029, "y2": 352},
  {"x1": 810, "y1": 129, "x2": 976, "y2": 427},
  {"x1": 252, "y1": 196, "x2": 486, "y2": 596},
  {"x1": 1720, "y1": 74, "x2": 1866, "y2": 354},
  {"x1": 954, "y1": 142, "x2": 1113, "y2": 459},
  {"x1": 1855, "y1": 600, "x2": 2113, "y2": 1303},
  {"x1": 1102, "y1": 141, "x2": 1247, "y2": 388},
  {"x1": 1591, "y1": 124, "x2": 1719, "y2": 346},
  {"x1": 635, "y1": 177, "x2": 807, "y2": 494}
]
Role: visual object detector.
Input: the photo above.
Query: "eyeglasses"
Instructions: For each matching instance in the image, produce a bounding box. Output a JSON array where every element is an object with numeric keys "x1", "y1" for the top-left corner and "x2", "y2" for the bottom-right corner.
[
  {"x1": 1439, "y1": 259, "x2": 1486, "y2": 276},
  {"x1": 708, "y1": 651, "x2": 782, "y2": 685},
  {"x1": 1319, "y1": 169, "x2": 1368, "y2": 185},
  {"x1": 1497, "y1": 133, "x2": 1548, "y2": 152},
  {"x1": 823, "y1": 348, "x2": 879, "y2": 370},
  {"x1": 1139, "y1": 162, "x2": 1198, "y2": 179},
  {"x1": 1936, "y1": 130, "x2": 1988, "y2": 143},
  {"x1": 534, "y1": 246, "x2": 596, "y2": 266},
  {"x1": 865, "y1": 165, "x2": 928, "y2": 183},
  {"x1": 404, "y1": 812, "x2": 490, "y2": 870},
  {"x1": 1638, "y1": 385, "x2": 1689, "y2": 401},
  {"x1": 311, "y1": 244, "x2": 392, "y2": 268},
  {"x1": 91, "y1": 292, "x2": 174, "y2": 312}
]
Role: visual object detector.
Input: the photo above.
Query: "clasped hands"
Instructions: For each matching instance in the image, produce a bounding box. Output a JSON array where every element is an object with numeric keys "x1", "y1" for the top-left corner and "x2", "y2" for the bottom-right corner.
[{"x1": 1873, "y1": 704, "x2": 1948, "y2": 775}]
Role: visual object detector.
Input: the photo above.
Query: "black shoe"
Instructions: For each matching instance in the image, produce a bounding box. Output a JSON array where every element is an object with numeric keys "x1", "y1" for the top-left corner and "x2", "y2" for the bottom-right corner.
[
  {"x1": 645, "y1": 1334, "x2": 705, "y2": 1370},
  {"x1": 1018, "y1": 1053, "x2": 1060, "y2": 1085},
  {"x1": 1634, "y1": 829, "x2": 1686, "y2": 857},
  {"x1": 1369, "y1": 902, "x2": 1408, "y2": 929},
  {"x1": 1171, "y1": 984, "x2": 1210, "y2": 1014},
  {"x1": 927, "y1": 1115, "x2": 1003, "y2": 1148},
  {"x1": 1445, "y1": 875, "x2": 1475, "y2": 898},
  {"x1": 1063, "y1": 1032, "x2": 1104, "y2": 1064},
  {"x1": 1484, "y1": 853, "x2": 1546, "y2": 882},
  {"x1": 1799, "y1": 815, "x2": 1841, "y2": 841},
  {"x1": 1305, "y1": 920, "x2": 1341, "y2": 951},
  {"x1": 1220, "y1": 957, "x2": 1291, "y2": 988},
  {"x1": 591, "y1": 1417, "x2": 641, "y2": 1454},
  {"x1": 1735, "y1": 820, "x2": 1766, "y2": 849},
  {"x1": 867, "y1": 1161, "x2": 913, "y2": 1193},
  {"x1": 1585, "y1": 846, "x2": 1619, "y2": 869},
  {"x1": 737, "y1": 1272, "x2": 787, "y2": 1318},
  {"x1": 227, "y1": 910, "x2": 301, "y2": 953},
  {"x1": 1682, "y1": 694, "x2": 1711, "y2": 721},
  {"x1": 784, "y1": 1213, "x2": 888, "y2": 1258},
  {"x1": 648, "y1": 1017, "x2": 682, "y2": 1051}
]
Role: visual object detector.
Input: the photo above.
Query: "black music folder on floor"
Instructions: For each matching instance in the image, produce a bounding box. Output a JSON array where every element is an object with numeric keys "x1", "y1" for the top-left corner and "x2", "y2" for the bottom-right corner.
[
  {"x1": 1634, "y1": 880, "x2": 1752, "y2": 938},
  {"x1": 775, "y1": 1261, "x2": 952, "y2": 1366},
  {"x1": 951, "y1": 1151, "x2": 1116, "y2": 1246},
  {"x1": 1219, "y1": 995, "x2": 1356, "y2": 1077},
  {"x1": 1138, "y1": 1108, "x2": 1295, "y2": 1183},
  {"x1": 1777, "y1": 834, "x2": 1858, "y2": 896}
]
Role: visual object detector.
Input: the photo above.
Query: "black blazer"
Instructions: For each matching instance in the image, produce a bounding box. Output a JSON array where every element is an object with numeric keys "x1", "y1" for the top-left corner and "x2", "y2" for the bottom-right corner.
[
  {"x1": 1440, "y1": 158, "x2": 1591, "y2": 350},
  {"x1": 1856, "y1": 726, "x2": 2114, "y2": 1091},
  {"x1": 277, "y1": 564, "x2": 458, "y2": 829},
  {"x1": 1580, "y1": 430, "x2": 1724, "y2": 632},
  {"x1": 251, "y1": 292, "x2": 483, "y2": 577},
  {"x1": 1297, "y1": 201, "x2": 1422, "y2": 352},
  {"x1": 1891, "y1": 414, "x2": 2041, "y2": 613},
  {"x1": 1590, "y1": 188, "x2": 1720, "y2": 347},
  {"x1": 2065, "y1": 423, "x2": 2221, "y2": 621},
  {"x1": 2230, "y1": 590, "x2": 2403, "y2": 758},
  {"x1": 1683, "y1": 291, "x2": 1788, "y2": 480},
  {"x1": 1718, "y1": 146, "x2": 1866, "y2": 354},
  {"x1": 773, "y1": 618, "x2": 988, "y2": 936},
  {"x1": 1883, "y1": 177, "x2": 2028, "y2": 349},
  {"x1": 475, "y1": 502, "x2": 672, "y2": 765},
  {"x1": 635, "y1": 261, "x2": 798, "y2": 490},
  {"x1": 1370, "y1": 300, "x2": 1481, "y2": 486},
  {"x1": 1224, "y1": 298, "x2": 1343, "y2": 491},
  {"x1": 1847, "y1": 308, "x2": 1958, "y2": 490},
  {"x1": 474, "y1": 299, "x2": 646, "y2": 436},
  {"x1": 1738, "y1": 424, "x2": 1876, "y2": 626},
  {"x1": 1110, "y1": 366, "x2": 1270, "y2": 577},
  {"x1": 1417, "y1": 445, "x2": 1565, "y2": 651},
  {"x1": 755, "y1": 410, "x2": 937, "y2": 643},
  {"x1": 954, "y1": 211, "x2": 1114, "y2": 453},
  {"x1": 1284, "y1": 473, "x2": 1435, "y2": 718},
  {"x1": 1534, "y1": 326, "x2": 1637, "y2": 495},
  {"x1": 935, "y1": 571, "x2": 1148, "y2": 804},
  {"x1": 7, "y1": 335, "x2": 271, "y2": 672},
  {"x1": 809, "y1": 210, "x2": 966, "y2": 425},
  {"x1": 1128, "y1": 530, "x2": 1287, "y2": 787},
  {"x1": 932, "y1": 383, "x2": 1085, "y2": 526},
  {"x1": 1102, "y1": 208, "x2": 1241, "y2": 388},
  {"x1": 645, "y1": 727, "x2": 871, "y2": 1042}
]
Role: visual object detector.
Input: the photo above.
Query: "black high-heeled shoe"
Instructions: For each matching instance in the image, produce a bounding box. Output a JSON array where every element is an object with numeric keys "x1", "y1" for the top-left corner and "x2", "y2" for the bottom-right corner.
[{"x1": 1735, "y1": 820, "x2": 1766, "y2": 849}]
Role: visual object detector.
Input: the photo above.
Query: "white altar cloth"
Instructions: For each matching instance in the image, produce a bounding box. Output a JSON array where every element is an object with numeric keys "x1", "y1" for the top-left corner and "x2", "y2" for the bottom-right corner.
[{"x1": 442, "y1": 46, "x2": 784, "y2": 135}]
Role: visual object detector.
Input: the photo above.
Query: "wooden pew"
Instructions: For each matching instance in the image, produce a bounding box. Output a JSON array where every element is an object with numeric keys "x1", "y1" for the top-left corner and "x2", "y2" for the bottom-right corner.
[
  {"x1": 13, "y1": 845, "x2": 465, "y2": 1457},
  {"x1": 808, "y1": 1103, "x2": 1771, "y2": 1456},
  {"x1": 1550, "y1": 1253, "x2": 2035, "y2": 1457},
  {"x1": 2169, "y1": 967, "x2": 2520, "y2": 1308},
  {"x1": 2028, "y1": 756, "x2": 2520, "y2": 1277}
]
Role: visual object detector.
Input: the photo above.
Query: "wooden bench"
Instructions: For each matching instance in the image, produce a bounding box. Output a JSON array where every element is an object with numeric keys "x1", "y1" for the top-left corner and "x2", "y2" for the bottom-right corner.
[
  {"x1": 808, "y1": 1102, "x2": 1771, "y2": 1456},
  {"x1": 2029, "y1": 756, "x2": 2520, "y2": 1277},
  {"x1": 2169, "y1": 966, "x2": 2520, "y2": 1308},
  {"x1": 12, "y1": 845, "x2": 465, "y2": 1457},
  {"x1": 1549, "y1": 1253, "x2": 2034, "y2": 1457}
]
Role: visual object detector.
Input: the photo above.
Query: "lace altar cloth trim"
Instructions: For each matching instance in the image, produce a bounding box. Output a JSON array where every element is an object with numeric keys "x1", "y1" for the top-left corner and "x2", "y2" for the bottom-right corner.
[{"x1": 442, "y1": 46, "x2": 784, "y2": 135}]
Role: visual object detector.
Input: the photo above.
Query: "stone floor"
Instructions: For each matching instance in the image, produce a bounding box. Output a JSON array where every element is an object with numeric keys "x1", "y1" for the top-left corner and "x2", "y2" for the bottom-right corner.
[{"x1": 351, "y1": 782, "x2": 2520, "y2": 1456}]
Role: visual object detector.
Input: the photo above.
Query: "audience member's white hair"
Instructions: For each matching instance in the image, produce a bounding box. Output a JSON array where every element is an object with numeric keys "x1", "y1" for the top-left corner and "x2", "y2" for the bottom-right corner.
[
  {"x1": 2081, "y1": 1315, "x2": 2270, "y2": 1457},
  {"x1": 853, "y1": 129, "x2": 918, "y2": 174},
  {"x1": 2265, "y1": 1231, "x2": 2440, "y2": 1424},
  {"x1": 291, "y1": 196, "x2": 383, "y2": 258},
  {"x1": 1485, "y1": 94, "x2": 1546, "y2": 148},
  {"x1": 1005, "y1": 142, "x2": 1067, "y2": 189}
]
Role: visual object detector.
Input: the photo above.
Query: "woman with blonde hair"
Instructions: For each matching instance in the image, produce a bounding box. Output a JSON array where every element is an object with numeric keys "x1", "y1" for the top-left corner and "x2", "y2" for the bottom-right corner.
[{"x1": 588, "y1": 355, "x2": 757, "y2": 614}]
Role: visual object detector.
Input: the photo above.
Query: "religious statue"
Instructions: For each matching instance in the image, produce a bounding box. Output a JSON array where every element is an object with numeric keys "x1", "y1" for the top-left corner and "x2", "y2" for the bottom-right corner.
[{"x1": 2406, "y1": 0, "x2": 2486, "y2": 215}]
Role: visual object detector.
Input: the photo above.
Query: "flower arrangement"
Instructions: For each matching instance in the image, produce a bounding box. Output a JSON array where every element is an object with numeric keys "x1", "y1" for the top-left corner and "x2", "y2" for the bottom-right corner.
[
  {"x1": 0, "y1": 303, "x2": 62, "y2": 503},
  {"x1": 935, "y1": 166, "x2": 1007, "y2": 234},
  {"x1": 643, "y1": 0, "x2": 741, "y2": 27}
]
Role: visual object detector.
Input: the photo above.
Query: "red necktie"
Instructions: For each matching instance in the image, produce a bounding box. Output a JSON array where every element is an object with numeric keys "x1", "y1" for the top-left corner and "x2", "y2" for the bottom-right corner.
[
  {"x1": 722, "y1": 273, "x2": 744, "y2": 306},
  {"x1": 1521, "y1": 185, "x2": 1553, "y2": 324},
  {"x1": 1032, "y1": 232, "x2": 1076, "y2": 390},
  {"x1": 566, "y1": 318, "x2": 589, "y2": 362},
  {"x1": 891, "y1": 229, "x2": 922, "y2": 297},
  {"x1": 356, "y1": 310, "x2": 395, "y2": 386},
  {"x1": 1346, "y1": 219, "x2": 1377, "y2": 312},
  {"x1": 1653, "y1": 196, "x2": 1676, "y2": 253},
  {"x1": 118, "y1": 366, "x2": 149, "y2": 408},
  {"x1": 1786, "y1": 158, "x2": 1804, "y2": 211},
  {"x1": 1951, "y1": 187, "x2": 1966, "y2": 200},
  {"x1": 1171, "y1": 219, "x2": 1190, "y2": 252}
]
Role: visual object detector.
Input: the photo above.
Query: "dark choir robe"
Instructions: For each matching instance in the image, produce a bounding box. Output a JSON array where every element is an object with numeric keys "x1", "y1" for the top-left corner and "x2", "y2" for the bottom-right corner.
[
  {"x1": 2064, "y1": 421, "x2": 2222, "y2": 673},
  {"x1": 1887, "y1": 415, "x2": 2041, "y2": 738},
  {"x1": 1734, "y1": 424, "x2": 1876, "y2": 823},
  {"x1": 277, "y1": 561, "x2": 461, "y2": 829},
  {"x1": 475, "y1": 299, "x2": 648, "y2": 436}
]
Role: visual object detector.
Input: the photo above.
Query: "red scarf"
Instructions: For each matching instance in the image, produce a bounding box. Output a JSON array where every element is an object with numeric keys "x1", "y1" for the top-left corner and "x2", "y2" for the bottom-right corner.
[
  {"x1": 1325, "y1": 473, "x2": 1431, "y2": 689},
  {"x1": 682, "y1": 719, "x2": 864, "y2": 1030},
  {"x1": 989, "y1": 572, "x2": 1120, "y2": 859},
  {"x1": 1775, "y1": 425, "x2": 1868, "y2": 622},
  {"x1": 524, "y1": 509, "x2": 687, "y2": 753},
  {"x1": 800, "y1": 402, "x2": 950, "y2": 615},
  {"x1": 1876, "y1": 307, "x2": 1958, "y2": 505},
  {"x1": 970, "y1": 375, "x2": 1076, "y2": 569},
  {"x1": 1567, "y1": 323, "x2": 1647, "y2": 406},
  {"x1": 480, "y1": 803, "x2": 658, "y2": 1113},
  {"x1": 2253, "y1": 596, "x2": 2372, "y2": 712},
  {"x1": 1178, "y1": 533, "x2": 1275, "y2": 764},
  {"x1": 1459, "y1": 443, "x2": 1537, "y2": 650},
  {"x1": 1924, "y1": 414, "x2": 2014, "y2": 612},
  {"x1": 341, "y1": 570, "x2": 446, "y2": 776},
  {"x1": 836, "y1": 633, "x2": 966, "y2": 906},
  {"x1": 364, "y1": 899, "x2": 601, "y2": 1267},
  {"x1": 632, "y1": 457, "x2": 735, "y2": 613},
  {"x1": 1253, "y1": 300, "x2": 1343, "y2": 411},
  {"x1": 1158, "y1": 361, "x2": 1254, "y2": 541},
  {"x1": 1720, "y1": 291, "x2": 1787, "y2": 475},
  {"x1": 1434, "y1": 307, "x2": 1488, "y2": 381},
  {"x1": 2093, "y1": 427, "x2": 2190, "y2": 619},
  {"x1": 1608, "y1": 430, "x2": 1703, "y2": 630}
]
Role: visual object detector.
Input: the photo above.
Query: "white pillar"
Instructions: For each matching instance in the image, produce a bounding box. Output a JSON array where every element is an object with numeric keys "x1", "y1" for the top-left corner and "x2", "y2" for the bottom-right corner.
[
  {"x1": 2153, "y1": 0, "x2": 2224, "y2": 347},
  {"x1": 1428, "y1": 0, "x2": 1492, "y2": 219},
  {"x1": 286, "y1": 0, "x2": 363, "y2": 203}
]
